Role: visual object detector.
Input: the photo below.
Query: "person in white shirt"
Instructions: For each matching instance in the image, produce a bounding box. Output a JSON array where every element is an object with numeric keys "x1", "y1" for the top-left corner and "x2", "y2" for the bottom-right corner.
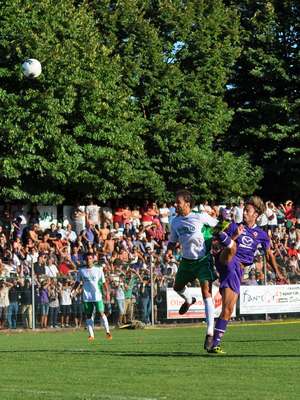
[
  {"x1": 168, "y1": 190, "x2": 218, "y2": 350},
  {"x1": 64, "y1": 224, "x2": 77, "y2": 243},
  {"x1": 72, "y1": 253, "x2": 112, "y2": 341},
  {"x1": 159, "y1": 203, "x2": 170, "y2": 234},
  {"x1": 45, "y1": 256, "x2": 59, "y2": 278},
  {"x1": 233, "y1": 200, "x2": 244, "y2": 224}
]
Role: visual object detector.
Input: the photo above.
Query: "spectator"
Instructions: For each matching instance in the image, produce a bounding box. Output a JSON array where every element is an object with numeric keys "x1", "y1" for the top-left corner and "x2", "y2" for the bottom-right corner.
[
  {"x1": 140, "y1": 275, "x2": 152, "y2": 325},
  {"x1": 34, "y1": 254, "x2": 47, "y2": 276},
  {"x1": 0, "y1": 279, "x2": 11, "y2": 329},
  {"x1": 7, "y1": 279, "x2": 20, "y2": 329},
  {"x1": 233, "y1": 200, "x2": 244, "y2": 224},
  {"x1": 59, "y1": 279, "x2": 72, "y2": 327},
  {"x1": 20, "y1": 279, "x2": 32, "y2": 329},
  {"x1": 39, "y1": 280, "x2": 50, "y2": 328},
  {"x1": 72, "y1": 285, "x2": 83, "y2": 328},
  {"x1": 45, "y1": 256, "x2": 59, "y2": 278},
  {"x1": 48, "y1": 279, "x2": 60, "y2": 328},
  {"x1": 65, "y1": 223, "x2": 77, "y2": 243}
]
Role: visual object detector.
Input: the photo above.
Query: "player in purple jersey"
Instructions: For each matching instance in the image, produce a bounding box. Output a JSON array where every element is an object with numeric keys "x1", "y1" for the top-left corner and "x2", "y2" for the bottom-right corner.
[{"x1": 207, "y1": 196, "x2": 284, "y2": 354}]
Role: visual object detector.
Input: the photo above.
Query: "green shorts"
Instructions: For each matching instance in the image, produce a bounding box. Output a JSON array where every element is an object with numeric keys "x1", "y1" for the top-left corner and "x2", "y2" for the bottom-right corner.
[
  {"x1": 175, "y1": 255, "x2": 217, "y2": 286},
  {"x1": 83, "y1": 301, "x2": 104, "y2": 316}
]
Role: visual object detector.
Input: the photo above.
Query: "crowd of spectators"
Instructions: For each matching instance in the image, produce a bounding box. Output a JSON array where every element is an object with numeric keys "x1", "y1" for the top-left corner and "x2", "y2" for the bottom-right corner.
[{"x1": 0, "y1": 199, "x2": 299, "y2": 330}]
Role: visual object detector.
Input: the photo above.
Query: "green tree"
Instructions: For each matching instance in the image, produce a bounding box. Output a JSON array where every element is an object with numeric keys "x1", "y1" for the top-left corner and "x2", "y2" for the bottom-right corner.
[
  {"x1": 0, "y1": 0, "x2": 162, "y2": 203},
  {"x1": 91, "y1": 0, "x2": 261, "y2": 202},
  {"x1": 226, "y1": 0, "x2": 300, "y2": 200}
]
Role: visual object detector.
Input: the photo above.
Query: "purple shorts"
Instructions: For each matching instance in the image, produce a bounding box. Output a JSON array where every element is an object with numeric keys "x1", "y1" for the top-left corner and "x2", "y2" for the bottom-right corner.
[{"x1": 216, "y1": 255, "x2": 243, "y2": 294}]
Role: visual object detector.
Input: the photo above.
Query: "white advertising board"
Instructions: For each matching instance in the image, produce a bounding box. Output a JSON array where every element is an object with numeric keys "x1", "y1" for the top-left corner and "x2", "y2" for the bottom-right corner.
[
  {"x1": 240, "y1": 285, "x2": 300, "y2": 314},
  {"x1": 167, "y1": 286, "x2": 236, "y2": 319}
]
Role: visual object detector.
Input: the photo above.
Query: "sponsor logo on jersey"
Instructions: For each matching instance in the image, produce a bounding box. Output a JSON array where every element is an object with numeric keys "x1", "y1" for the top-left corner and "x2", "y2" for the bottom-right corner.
[
  {"x1": 240, "y1": 235, "x2": 254, "y2": 249},
  {"x1": 177, "y1": 225, "x2": 196, "y2": 235}
]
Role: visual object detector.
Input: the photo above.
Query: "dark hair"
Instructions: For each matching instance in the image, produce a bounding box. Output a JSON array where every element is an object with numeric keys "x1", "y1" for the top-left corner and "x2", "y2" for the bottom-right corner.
[
  {"x1": 176, "y1": 189, "x2": 195, "y2": 208},
  {"x1": 245, "y1": 196, "x2": 265, "y2": 216}
]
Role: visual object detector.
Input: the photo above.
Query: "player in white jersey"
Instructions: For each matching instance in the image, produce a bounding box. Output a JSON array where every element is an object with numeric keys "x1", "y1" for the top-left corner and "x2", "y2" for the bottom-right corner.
[
  {"x1": 168, "y1": 190, "x2": 218, "y2": 350},
  {"x1": 72, "y1": 253, "x2": 112, "y2": 341}
]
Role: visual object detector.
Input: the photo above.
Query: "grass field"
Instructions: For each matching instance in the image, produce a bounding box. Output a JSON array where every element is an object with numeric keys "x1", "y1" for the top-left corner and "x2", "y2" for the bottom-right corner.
[{"x1": 1, "y1": 321, "x2": 300, "y2": 400}]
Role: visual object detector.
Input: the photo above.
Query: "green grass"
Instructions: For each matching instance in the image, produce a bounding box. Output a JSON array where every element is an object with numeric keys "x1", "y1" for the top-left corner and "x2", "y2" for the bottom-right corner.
[{"x1": 1, "y1": 321, "x2": 300, "y2": 400}]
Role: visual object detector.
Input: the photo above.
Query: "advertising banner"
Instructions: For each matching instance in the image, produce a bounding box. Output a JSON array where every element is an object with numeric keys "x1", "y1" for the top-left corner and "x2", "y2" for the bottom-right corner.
[
  {"x1": 240, "y1": 285, "x2": 300, "y2": 314},
  {"x1": 167, "y1": 286, "x2": 236, "y2": 319}
]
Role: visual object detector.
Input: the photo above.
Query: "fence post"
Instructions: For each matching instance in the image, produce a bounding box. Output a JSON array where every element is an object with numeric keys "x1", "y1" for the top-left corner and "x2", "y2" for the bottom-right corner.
[{"x1": 31, "y1": 259, "x2": 36, "y2": 330}]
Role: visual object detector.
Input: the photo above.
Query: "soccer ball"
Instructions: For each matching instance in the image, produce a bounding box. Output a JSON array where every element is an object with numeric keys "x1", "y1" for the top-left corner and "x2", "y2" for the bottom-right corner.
[{"x1": 21, "y1": 58, "x2": 42, "y2": 78}]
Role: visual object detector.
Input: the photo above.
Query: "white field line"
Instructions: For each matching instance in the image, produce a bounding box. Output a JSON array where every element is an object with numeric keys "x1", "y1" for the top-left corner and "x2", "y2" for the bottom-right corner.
[{"x1": 1, "y1": 388, "x2": 166, "y2": 400}]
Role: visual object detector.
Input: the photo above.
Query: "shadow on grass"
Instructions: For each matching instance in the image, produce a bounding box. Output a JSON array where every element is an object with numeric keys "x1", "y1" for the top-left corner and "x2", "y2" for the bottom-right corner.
[{"x1": 0, "y1": 349, "x2": 299, "y2": 358}]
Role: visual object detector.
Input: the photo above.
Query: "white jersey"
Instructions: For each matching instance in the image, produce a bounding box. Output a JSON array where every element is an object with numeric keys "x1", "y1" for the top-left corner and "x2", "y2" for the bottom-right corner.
[
  {"x1": 169, "y1": 212, "x2": 218, "y2": 260},
  {"x1": 76, "y1": 266, "x2": 105, "y2": 302}
]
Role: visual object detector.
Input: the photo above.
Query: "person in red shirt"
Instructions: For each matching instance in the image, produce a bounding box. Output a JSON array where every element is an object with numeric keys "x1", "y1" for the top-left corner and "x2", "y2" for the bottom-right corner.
[
  {"x1": 113, "y1": 207, "x2": 124, "y2": 227},
  {"x1": 58, "y1": 256, "x2": 76, "y2": 276}
]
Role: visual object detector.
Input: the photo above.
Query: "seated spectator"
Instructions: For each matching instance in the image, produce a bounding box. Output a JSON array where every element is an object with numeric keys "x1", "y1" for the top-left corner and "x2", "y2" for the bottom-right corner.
[
  {"x1": 34, "y1": 254, "x2": 47, "y2": 276},
  {"x1": 45, "y1": 256, "x2": 59, "y2": 277},
  {"x1": 65, "y1": 223, "x2": 77, "y2": 243},
  {"x1": 38, "y1": 233, "x2": 51, "y2": 254}
]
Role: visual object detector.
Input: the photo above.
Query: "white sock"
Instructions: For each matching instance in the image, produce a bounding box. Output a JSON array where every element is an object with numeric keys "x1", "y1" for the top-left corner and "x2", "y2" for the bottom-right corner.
[
  {"x1": 101, "y1": 314, "x2": 110, "y2": 334},
  {"x1": 204, "y1": 297, "x2": 215, "y2": 336},
  {"x1": 86, "y1": 318, "x2": 94, "y2": 338},
  {"x1": 175, "y1": 286, "x2": 192, "y2": 304}
]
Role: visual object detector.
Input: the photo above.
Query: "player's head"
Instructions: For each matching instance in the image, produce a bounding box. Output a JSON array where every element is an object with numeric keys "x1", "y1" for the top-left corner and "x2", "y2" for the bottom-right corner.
[
  {"x1": 175, "y1": 189, "x2": 194, "y2": 216},
  {"x1": 243, "y1": 196, "x2": 265, "y2": 226},
  {"x1": 86, "y1": 252, "x2": 94, "y2": 268}
]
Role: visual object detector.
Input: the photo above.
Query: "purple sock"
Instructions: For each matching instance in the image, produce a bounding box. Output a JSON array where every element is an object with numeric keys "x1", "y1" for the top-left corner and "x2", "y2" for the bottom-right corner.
[
  {"x1": 218, "y1": 232, "x2": 232, "y2": 247},
  {"x1": 212, "y1": 318, "x2": 228, "y2": 348}
]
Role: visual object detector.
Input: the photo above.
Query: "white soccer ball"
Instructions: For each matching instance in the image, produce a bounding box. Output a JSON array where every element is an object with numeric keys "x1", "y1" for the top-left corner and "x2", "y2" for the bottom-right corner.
[{"x1": 21, "y1": 58, "x2": 42, "y2": 78}]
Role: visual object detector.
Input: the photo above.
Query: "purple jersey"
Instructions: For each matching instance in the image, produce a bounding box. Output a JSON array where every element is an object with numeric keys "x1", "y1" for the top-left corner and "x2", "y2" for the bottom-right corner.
[{"x1": 226, "y1": 222, "x2": 270, "y2": 265}]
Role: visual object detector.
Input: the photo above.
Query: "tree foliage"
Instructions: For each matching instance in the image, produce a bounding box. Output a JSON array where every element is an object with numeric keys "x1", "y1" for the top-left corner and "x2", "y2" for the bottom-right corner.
[
  {"x1": 0, "y1": 0, "x2": 270, "y2": 204},
  {"x1": 226, "y1": 0, "x2": 300, "y2": 200}
]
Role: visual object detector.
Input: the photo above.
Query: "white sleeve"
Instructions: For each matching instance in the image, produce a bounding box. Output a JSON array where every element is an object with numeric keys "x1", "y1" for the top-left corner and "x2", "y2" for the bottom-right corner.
[
  {"x1": 168, "y1": 220, "x2": 178, "y2": 243},
  {"x1": 198, "y1": 212, "x2": 218, "y2": 227}
]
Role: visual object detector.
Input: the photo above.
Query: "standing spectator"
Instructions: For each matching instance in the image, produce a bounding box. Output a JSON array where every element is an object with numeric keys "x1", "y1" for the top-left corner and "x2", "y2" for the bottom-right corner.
[
  {"x1": 101, "y1": 202, "x2": 113, "y2": 226},
  {"x1": 115, "y1": 279, "x2": 125, "y2": 326},
  {"x1": 20, "y1": 279, "x2": 32, "y2": 329},
  {"x1": 159, "y1": 203, "x2": 170, "y2": 235},
  {"x1": 131, "y1": 206, "x2": 141, "y2": 230},
  {"x1": 72, "y1": 203, "x2": 86, "y2": 235},
  {"x1": 86, "y1": 200, "x2": 101, "y2": 227},
  {"x1": 7, "y1": 279, "x2": 20, "y2": 329},
  {"x1": 232, "y1": 200, "x2": 244, "y2": 224},
  {"x1": 113, "y1": 206, "x2": 124, "y2": 228},
  {"x1": 59, "y1": 279, "x2": 72, "y2": 327},
  {"x1": 140, "y1": 275, "x2": 152, "y2": 325},
  {"x1": 39, "y1": 281, "x2": 50, "y2": 328},
  {"x1": 72, "y1": 285, "x2": 83, "y2": 328},
  {"x1": 0, "y1": 279, "x2": 11, "y2": 329},
  {"x1": 48, "y1": 279, "x2": 60, "y2": 328},
  {"x1": 266, "y1": 202, "x2": 278, "y2": 233},
  {"x1": 257, "y1": 209, "x2": 269, "y2": 231}
]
